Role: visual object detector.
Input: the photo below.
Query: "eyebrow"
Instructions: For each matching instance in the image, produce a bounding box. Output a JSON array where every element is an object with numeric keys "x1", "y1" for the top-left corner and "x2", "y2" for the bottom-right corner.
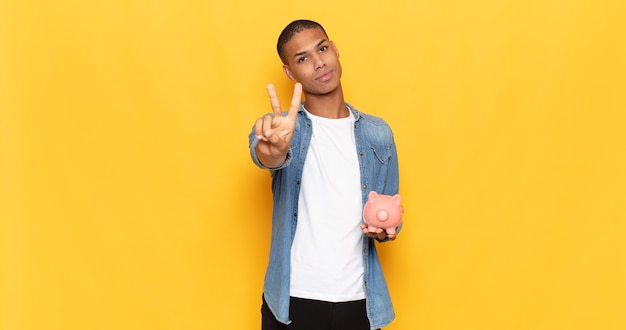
[{"x1": 293, "y1": 39, "x2": 327, "y2": 58}]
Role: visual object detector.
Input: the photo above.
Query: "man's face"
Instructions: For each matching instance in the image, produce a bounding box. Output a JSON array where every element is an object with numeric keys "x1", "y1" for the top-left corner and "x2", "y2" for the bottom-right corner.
[{"x1": 281, "y1": 27, "x2": 342, "y2": 96}]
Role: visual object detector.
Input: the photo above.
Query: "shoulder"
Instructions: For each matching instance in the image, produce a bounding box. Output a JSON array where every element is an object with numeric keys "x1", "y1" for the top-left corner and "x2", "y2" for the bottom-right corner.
[
  {"x1": 349, "y1": 103, "x2": 394, "y2": 141},
  {"x1": 348, "y1": 103, "x2": 390, "y2": 126},
  {"x1": 359, "y1": 112, "x2": 390, "y2": 127}
]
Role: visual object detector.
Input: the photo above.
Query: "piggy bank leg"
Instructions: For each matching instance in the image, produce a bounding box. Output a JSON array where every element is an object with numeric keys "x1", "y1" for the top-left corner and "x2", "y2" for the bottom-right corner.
[
  {"x1": 367, "y1": 225, "x2": 380, "y2": 233},
  {"x1": 385, "y1": 228, "x2": 397, "y2": 235}
]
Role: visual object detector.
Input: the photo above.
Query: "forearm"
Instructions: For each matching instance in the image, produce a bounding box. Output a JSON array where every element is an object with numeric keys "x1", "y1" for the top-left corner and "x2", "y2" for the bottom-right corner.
[{"x1": 256, "y1": 147, "x2": 288, "y2": 169}]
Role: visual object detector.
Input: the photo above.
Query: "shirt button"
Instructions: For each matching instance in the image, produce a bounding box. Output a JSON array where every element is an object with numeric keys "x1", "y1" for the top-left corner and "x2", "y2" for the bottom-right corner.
[
  {"x1": 362, "y1": 248, "x2": 367, "y2": 254},
  {"x1": 362, "y1": 184, "x2": 368, "y2": 189}
]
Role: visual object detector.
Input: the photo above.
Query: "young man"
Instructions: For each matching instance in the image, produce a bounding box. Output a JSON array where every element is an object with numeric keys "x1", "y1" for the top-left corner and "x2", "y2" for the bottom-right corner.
[{"x1": 249, "y1": 19, "x2": 401, "y2": 330}]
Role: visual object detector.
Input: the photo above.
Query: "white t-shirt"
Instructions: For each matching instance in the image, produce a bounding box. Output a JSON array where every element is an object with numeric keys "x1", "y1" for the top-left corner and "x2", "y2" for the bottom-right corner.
[{"x1": 289, "y1": 109, "x2": 365, "y2": 302}]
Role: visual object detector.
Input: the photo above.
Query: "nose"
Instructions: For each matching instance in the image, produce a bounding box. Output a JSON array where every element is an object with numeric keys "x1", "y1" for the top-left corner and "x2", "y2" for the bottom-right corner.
[
  {"x1": 313, "y1": 54, "x2": 325, "y2": 71},
  {"x1": 377, "y1": 210, "x2": 389, "y2": 222}
]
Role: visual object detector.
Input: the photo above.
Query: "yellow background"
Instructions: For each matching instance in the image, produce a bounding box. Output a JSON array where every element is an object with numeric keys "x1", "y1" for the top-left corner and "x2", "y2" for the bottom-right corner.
[{"x1": 1, "y1": 0, "x2": 625, "y2": 329}]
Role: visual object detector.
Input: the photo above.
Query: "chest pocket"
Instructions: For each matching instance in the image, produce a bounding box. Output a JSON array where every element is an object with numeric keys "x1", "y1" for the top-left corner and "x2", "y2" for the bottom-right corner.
[{"x1": 370, "y1": 145, "x2": 392, "y2": 164}]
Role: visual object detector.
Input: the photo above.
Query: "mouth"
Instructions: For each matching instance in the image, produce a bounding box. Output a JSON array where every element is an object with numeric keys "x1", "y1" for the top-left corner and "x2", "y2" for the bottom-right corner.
[{"x1": 315, "y1": 70, "x2": 334, "y2": 82}]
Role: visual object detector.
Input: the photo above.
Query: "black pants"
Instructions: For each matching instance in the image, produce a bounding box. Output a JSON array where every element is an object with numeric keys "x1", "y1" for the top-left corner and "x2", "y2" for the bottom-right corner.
[{"x1": 261, "y1": 296, "x2": 379, "y2": 330}]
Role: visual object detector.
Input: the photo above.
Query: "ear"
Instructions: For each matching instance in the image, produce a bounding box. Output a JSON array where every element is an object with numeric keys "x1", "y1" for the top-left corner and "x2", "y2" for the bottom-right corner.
[
  {"x1": 283, "y1": 65, "x2": 295, "y2": 81},
  {"x1": 368, "y1": 191, "x2": 380, "y2": 202},
  {"x1": 331, "y1": 41, "x2": 340, "y2": 58},
  {"x1": 391, "y1": 194, "x2": 402, "y2": 205}
]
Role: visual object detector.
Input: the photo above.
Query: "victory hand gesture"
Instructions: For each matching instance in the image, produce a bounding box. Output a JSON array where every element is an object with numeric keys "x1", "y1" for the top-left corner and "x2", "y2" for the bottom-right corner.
[{"x1": 255, "y1": 83, "x2": 302, "y2": 168}]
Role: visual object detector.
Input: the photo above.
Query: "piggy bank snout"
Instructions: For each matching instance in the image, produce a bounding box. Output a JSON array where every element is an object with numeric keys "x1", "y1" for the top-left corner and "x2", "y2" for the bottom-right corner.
[{"x1": 377, "y1": 209, "x2": 390, "y2": 222}]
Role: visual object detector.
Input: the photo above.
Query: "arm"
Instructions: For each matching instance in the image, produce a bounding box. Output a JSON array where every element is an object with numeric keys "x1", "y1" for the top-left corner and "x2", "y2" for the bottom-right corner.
[{"x1": 362, "y1": 130, "x2": 402, "y2": 242}]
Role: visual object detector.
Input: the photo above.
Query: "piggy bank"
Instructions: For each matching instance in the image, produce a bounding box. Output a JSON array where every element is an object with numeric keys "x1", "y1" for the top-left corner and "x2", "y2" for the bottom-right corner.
[{"x1": 363, "y1": 191, "x2": 403, "y2": 235}]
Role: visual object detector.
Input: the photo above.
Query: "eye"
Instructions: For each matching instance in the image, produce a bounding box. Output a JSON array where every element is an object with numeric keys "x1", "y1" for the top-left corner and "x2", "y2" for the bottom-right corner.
[
  {"x1": 297, "y1": 57, "x2": 307, "y2": 63},
  {"x1": 319, "y1": 45, "x2": 328, "y2": 52}
]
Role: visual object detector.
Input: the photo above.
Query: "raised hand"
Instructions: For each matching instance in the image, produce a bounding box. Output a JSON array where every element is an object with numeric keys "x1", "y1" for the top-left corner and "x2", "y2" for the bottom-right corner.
[{"x1": 254, "y1": 83, "x2": 302, "y2": 168}]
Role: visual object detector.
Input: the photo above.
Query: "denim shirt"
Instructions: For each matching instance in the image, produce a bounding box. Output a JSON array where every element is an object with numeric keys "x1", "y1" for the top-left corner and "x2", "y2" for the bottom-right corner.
[{"x1": 248, "y1": 103, "x2": 400, "y2": 329}]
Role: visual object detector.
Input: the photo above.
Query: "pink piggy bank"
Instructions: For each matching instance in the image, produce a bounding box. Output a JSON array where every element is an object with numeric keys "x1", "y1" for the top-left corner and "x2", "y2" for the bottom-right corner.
[{"x1": 363, "y1": 191, "x2": 403, "y2": 235}]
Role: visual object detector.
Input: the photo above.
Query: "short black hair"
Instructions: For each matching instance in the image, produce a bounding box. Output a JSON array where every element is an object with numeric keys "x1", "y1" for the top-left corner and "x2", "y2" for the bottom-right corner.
[{"x1": 277, "y1": 19, "x2": 329, "y2": 64}]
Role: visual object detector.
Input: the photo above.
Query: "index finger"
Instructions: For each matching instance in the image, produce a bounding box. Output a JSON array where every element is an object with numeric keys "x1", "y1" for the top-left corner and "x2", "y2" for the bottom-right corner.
[{"x1": 286, "y1": 83, "x2": 302, "y2": 119}]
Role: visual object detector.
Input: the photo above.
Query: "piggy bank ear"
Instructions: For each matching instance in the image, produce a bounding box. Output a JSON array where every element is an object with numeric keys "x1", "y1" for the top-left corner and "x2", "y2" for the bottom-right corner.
[
  {"x1": 391, "y1": 194, "x2": 402, "y2": 205},
  {"x1": 368, "y1": 191, "x2": 380, "y2": 201}
]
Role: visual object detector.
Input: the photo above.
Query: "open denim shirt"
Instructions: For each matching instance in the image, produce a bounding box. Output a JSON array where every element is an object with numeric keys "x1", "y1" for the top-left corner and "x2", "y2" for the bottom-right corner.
[{"x1": 249, "y1": 103, "x2": 400, "y2": 329}]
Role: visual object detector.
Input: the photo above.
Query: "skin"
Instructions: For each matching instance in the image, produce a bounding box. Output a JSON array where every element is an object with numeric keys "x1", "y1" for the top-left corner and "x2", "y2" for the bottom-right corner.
[{"x1": 254, "y1": 27, "x2": 395, "y2": 241}]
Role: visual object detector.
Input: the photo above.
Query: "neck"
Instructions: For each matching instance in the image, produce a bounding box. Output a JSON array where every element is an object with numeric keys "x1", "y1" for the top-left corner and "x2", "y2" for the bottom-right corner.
[{"x1": 303, "y1": 84, "x2": 348, "y2": 119}]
